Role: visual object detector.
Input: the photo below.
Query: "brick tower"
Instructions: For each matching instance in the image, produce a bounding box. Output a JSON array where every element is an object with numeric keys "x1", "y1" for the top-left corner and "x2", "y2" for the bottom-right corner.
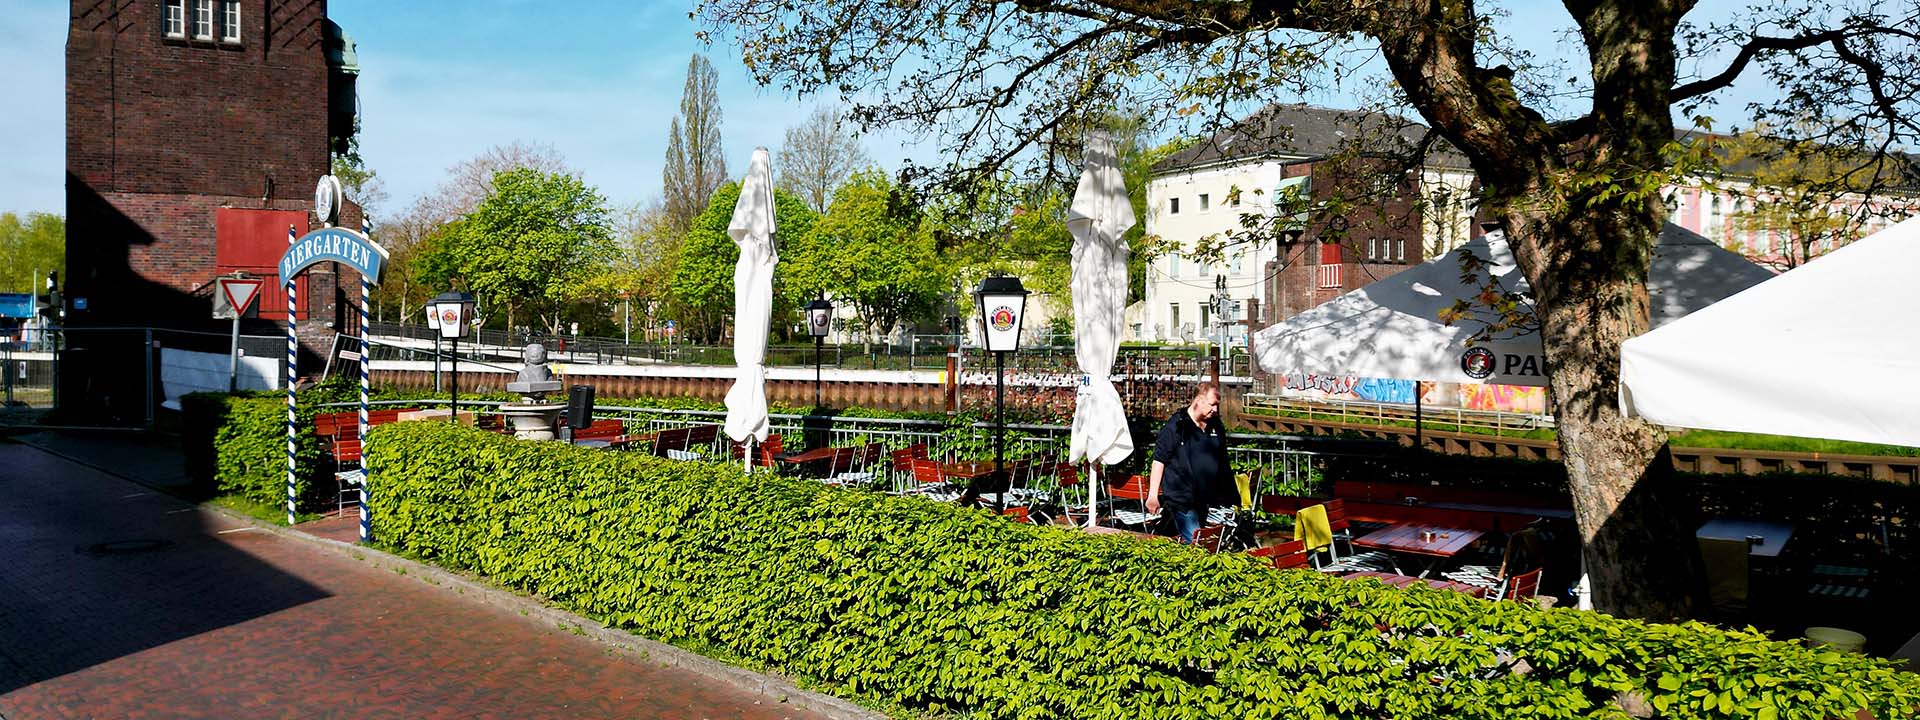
[{"x1": 65, "y1": 0, "x2": 360, "y2": 419}]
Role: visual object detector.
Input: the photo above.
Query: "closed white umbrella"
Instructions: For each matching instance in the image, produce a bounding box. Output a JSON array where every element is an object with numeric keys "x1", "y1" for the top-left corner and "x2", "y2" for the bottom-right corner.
[
  {"x1": 1253, "y1": 224, "x2": 1772, "y2": 385},
  {"x1": 1067, "y1": 131, "x2": 1137, "y2": 527},
  {"x1": 724, "y1": 148, "x2": 779, "y2": 466},
  {"x1": 1622, "y1": 216, "x2": 1920, "y2": 447}
]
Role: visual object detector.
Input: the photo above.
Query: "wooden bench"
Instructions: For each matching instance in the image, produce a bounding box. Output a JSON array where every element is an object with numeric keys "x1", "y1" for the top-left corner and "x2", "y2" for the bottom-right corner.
[
  {"x1": 313, "y1": 408, "x2": 417, "y2": 516},
  {"x1": 565, "y1": 418, "x2": 626, "y2": 445},
  {"x1": 653, "y1": 424, "x2": 719, "y2": 458}
]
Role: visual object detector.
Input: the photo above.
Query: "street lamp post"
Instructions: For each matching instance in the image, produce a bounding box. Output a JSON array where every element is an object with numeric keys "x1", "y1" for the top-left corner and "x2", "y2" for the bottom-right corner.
[
  {"x1": 973, "y1": 275, "x2": 1029, "y2": 516},
  {"x1": 429, "y1": 291, "x2": 476, "y2": 424},
  {"x1": 806, "y1": 296, "x2": 834, "y2": 410}
]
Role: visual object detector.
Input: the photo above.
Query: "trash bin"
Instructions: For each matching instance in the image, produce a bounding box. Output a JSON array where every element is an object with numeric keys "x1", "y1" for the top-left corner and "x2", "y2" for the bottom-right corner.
[{"x1": 1805, "y1": 626, "x2": 1867, "y2": 653}]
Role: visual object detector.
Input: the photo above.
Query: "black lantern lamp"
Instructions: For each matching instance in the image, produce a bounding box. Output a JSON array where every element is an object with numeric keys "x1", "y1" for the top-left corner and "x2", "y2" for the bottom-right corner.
[
  {"x1": 806, "y1": 296, "x2": 834, "y2": 409},
  {"x1": 972, "y1": 275, "x2": 1028, "y2": 514},
  {"x1": 429, "y1": 290, "x2": 477, "y2": 423}
]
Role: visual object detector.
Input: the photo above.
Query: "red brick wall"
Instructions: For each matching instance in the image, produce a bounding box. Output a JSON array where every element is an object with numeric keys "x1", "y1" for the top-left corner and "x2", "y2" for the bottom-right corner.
[
  {"x1": 67, "y1": 0, "x2": 331, "y2": 199},
  {"x1": 65, "y1": 0, "x2": 351, "y2": 419},
  {"x1": 1262, "y1": 157, "x2": 1428, "y2": 322}
]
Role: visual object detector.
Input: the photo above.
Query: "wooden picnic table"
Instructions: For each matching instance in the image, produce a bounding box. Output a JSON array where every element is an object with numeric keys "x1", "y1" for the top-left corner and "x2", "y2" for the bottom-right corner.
[
  {"x1": 941, "y1": 461, "x2": 1001, "y2": 482},
  {"x1": 1353, "y1": 522, "x2": 1485, "y2": 578}
]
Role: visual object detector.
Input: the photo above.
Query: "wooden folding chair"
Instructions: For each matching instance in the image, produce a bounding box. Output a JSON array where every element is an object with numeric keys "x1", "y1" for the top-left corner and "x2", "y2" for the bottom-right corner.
[
  {"x1": 1106, "y1": 474, "x2": 1161, "y2": 532},
  {"x1": 1249, "y1": 538, "x2": 1314, "y2": 570}
]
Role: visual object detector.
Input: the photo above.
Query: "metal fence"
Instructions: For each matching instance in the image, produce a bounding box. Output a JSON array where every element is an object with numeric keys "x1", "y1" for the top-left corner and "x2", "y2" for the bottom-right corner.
[
  {"x1": 2, "y1": 326, "x2": 286, "y2": 427},
  {"x1": 1241, "y1": 392, "x2": 1556, "y2": 435},
  {"x1": 363, "y1": 321, "x2": 1257, "y2": 376},
  {"x1": 324, "y1": 399, "x2": 1329, "y2": 502}
]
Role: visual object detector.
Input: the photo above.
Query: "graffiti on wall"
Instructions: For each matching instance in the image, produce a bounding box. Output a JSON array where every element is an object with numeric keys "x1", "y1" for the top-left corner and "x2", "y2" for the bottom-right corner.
[
  {"x1": 1458, "y1": 383, "x2": 1546, "y2": 413},
  {"x1": 1277, "y1": 369, "x2": 1546, "y2": 413}
]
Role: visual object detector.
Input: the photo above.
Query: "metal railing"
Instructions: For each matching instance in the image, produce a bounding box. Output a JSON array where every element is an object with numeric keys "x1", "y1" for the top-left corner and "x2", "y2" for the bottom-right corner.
[
  {"x1": 1241, "y1": 392, "x2": 1555, "y2": 436},
  {"x1": 324, "y1": 399, "x2": 1329, "y2": 499},
  {"x1": 363, "y1": 321, "x2": 1257, "y2": 376}
]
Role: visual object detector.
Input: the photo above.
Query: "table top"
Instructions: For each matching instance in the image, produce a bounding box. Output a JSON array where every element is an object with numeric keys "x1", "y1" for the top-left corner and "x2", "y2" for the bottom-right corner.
[
  {"x1": 1353, "y1": 523, "x2": 1484, "y2": 558},
  {"x1": 775, "y1": 447, "x2": 842, "y2": 464},
  {"x1": 941, "y1": 461, "x2": 1002, "y2": 479},
  {"x1": 1697, "y1": 517, "x2": 1795, "y2": 558}
]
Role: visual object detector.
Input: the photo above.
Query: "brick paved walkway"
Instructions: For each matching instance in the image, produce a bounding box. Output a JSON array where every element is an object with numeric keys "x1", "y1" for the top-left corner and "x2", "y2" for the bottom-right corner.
[{"x1": 0, "y1": 442, "x2": 830, "y2": 719}]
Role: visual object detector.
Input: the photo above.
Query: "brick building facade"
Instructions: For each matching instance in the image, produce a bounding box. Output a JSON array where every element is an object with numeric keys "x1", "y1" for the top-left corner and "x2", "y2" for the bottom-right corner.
[
  {"x1": 66, "y1": 0, "x2": 359, "y2": 418},
  {"x1": 1141, "y1": 105, "x2": 1480, "y2": 350}
]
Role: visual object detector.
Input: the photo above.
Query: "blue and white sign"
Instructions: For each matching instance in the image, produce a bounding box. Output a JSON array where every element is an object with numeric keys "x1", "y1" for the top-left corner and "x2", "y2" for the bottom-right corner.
[{"x1": 278, "y1": 227, "x2": 388, "y2": 287}]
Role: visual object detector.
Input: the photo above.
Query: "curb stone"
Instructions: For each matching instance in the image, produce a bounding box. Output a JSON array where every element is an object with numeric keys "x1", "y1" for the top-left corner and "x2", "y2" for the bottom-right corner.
[{"x1": 16, "y1": 438, "x2": 886, "y2": 720}]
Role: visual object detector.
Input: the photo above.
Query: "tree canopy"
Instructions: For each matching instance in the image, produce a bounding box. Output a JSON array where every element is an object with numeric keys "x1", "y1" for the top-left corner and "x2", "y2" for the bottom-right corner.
[
  {"x1": 0, "y1": 212, "x2": 63, "y2": 294},
  {"x1": 789, "y1": 170, "x2": 948, "y2": 339},
  {"x1": 697, "y1": 0, "x2": 1920, "y2": 619},
  {"x1": 664, "y1": 55, "x2": 730, "y2": 234},
  {"x1": 667, "y1": 181, "x2": 820, "y2": 343},
  {"x1": 416, "y1": 167, "x2": 616, "y2": 334}
]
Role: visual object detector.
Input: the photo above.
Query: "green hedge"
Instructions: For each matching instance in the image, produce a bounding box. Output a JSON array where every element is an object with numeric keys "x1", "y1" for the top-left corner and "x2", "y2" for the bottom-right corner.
[
  {"x1": 179, "y1": 375, "x2": 371, "y2": 513},
  {"x1": 367, "y1": 422, "x2": 1920, "y2": 720}
]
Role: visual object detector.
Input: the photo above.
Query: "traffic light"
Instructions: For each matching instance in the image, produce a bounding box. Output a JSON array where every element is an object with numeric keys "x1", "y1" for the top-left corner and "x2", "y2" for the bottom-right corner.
[{"x1": 38, "y1": 271, "x2": 61, "y2": 321}]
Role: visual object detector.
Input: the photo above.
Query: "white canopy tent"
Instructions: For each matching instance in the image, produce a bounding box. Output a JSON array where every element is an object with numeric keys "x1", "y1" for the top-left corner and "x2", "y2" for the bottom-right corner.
[
  {"x1": 1066, "y1": 131, "x2": 1137, "y2": 527},
  {"x1": 1253, "y1": 224, "x2": 1775, "y2": 386},
  {"x1": 724, "y1": 148, "x2": 779, "y2": 464},
  {"x1": 1621, "y1": 216, "x2": 1920, "y2": 448}
]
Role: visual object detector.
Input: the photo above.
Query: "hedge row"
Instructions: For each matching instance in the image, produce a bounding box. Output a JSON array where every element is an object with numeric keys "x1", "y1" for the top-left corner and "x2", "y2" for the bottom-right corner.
[
  {"x1": 180, "y1": 391, "x2": 331, "y2": 510},
  {"x1": 366, "y1": 422, "x2": 1920, "y2": 720}
]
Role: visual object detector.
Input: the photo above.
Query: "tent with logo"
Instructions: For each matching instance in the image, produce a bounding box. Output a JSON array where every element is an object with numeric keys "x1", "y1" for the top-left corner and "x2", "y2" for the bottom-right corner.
[
  {"x1": 1621, "y1": 216, "x2": 1920, "y2": 448},
  {"x1": 1252, "y1": 223, "x2": 1775, "y2": 386}
]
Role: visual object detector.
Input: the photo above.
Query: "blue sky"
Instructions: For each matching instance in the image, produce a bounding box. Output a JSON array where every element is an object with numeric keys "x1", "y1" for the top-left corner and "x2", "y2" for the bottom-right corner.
[{"x1": 2, "y1": 1, "x2": 1770, "y2": 219}]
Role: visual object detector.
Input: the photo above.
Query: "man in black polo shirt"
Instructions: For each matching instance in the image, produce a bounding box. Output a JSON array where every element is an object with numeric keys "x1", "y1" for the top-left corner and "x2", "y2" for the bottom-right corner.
[{"x1": 1147, "y1": 383, "x2": 1230, "y2": 544}]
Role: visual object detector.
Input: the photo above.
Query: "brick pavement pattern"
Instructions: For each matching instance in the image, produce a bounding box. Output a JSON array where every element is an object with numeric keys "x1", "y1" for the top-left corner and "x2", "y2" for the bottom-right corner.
[{"x1": 0, "y1": 442, "x2": 826, "y2": 719}]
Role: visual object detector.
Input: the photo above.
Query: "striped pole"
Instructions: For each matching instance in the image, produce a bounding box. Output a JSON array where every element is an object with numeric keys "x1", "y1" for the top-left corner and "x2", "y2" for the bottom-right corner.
[
  {"x1": 285, "y1": 224, "x2": 299, "y2": 526},
  {"x1": 358, "y1": 219, "x2": 373, "y2": 544}
]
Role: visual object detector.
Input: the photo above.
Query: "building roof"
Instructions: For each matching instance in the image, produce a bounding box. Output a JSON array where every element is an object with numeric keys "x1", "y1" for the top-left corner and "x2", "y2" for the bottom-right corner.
[{"x1": 1153, "y1": 104, "x2": 1472, "y2": 175}]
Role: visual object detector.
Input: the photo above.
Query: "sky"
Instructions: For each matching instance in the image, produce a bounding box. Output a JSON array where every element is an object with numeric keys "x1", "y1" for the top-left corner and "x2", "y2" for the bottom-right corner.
[{"x1": 1, "y1": 0, "x2": 1773, "y2": 219}]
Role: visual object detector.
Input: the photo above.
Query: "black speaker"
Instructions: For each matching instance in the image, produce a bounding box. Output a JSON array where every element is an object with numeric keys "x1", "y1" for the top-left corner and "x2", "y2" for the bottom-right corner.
[{"x1": 566, "y1": 385, "x2": 594, "y2": 429}]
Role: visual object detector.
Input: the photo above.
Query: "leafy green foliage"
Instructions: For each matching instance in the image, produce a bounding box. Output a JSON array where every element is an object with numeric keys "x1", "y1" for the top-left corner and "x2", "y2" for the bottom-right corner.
[
  {"x1": 788, "y1": 170, "x2": 946, "y2": 337},
  {"x1": 666, "y1": 181, "x2": 820, "y2": 343},
  {"x1": 368, "y1": 423, "x2": 1920, "y2": 720},
  {"x1": 420, "y1": 167, "x2": 617, "y2": 334},
  {"x1": 0, "y1": 211, "x2": 63, "y2": 293},
  {"x1": 180, "y1": 392, "x2": 331, "y2": 516}
]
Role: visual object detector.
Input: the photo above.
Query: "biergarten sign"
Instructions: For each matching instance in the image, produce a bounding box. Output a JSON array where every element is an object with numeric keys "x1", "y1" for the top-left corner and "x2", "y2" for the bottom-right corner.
[{"x1": 279, "y1": 226, "x2": 387, "y2": 286}]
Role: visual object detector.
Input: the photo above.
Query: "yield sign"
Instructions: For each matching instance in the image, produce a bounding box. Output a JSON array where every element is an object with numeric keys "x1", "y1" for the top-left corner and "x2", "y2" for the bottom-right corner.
[{"x1": 215, "y1": 277, "x2": 265, "y2": 320}]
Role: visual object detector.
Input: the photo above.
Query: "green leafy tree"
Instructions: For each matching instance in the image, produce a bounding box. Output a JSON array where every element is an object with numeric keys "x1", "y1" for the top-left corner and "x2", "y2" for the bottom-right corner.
[
  {"x1": 422, "y1": 168, "x2": 617, "y2": 334},
  {"x1": 700, "y1": 0, "x2": 1920, "y2": 619},
  {"x1": 789, "y1": 171, "x2": 947, "y2": 340},
  {"x1": 0, "y1": 212, "x2": 64, "y2": 293},
  {"x1": 1716, "y1": 125, "x2": 1917, "y2": 270},
  {"x1": 666, "y1": 182, "x2": 819, "y2": 343},
  {"x1": 663, "y1": 55, "x2": 729, "y2": 234}
]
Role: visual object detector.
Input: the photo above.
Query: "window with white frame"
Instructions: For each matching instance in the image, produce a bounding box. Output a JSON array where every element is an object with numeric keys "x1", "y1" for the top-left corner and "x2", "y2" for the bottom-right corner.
[
  {"x1": 192, "y1": 0, "x2": 214, "y2": 40},
  {"x1": 1367, "y1": 238, "x2": 1380, "y2": 260},
  {"x1": 1199, "y1": 193, "x2": 1210, "y2": 211},
  {"x1": 1394, "y1": 238, "x2": 1406, "y2": 262},
  {"x1": 1169, "y1": 254, "x2": 1181, "y2": 277},
  {"x1": 221, "y1": 0, "x2": 240, "y2": 42},
  {"x1": 163, "y1": 0, "x2": 186, "y2": 37},
  {"x1": 1169, "y1": 197, "x2": 1180, "y2": 214},
  {"x1": 1169, "y1": 304, "x2": 1181, "y2": 334},
  {"x1": 1231, "y1": 250, "x2": 1243, "y2": 274},
  {"x1": 1229, "y1": 191, "x2": 1241, "y2": 208}
]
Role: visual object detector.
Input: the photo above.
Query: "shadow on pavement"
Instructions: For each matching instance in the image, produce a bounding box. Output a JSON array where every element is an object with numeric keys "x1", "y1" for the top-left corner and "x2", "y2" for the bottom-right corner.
[{"x1": 0, "y1": 442, "x2": 331, "y2": 695}]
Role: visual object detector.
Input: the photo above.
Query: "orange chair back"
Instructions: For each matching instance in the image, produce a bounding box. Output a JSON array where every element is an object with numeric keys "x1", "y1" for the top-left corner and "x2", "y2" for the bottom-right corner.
[
  {"x1": 1109, "y1": 474, "x2": 1151, "y2": 501},
  {"x1": 891, "y1": 444, "x2": 927, "y2": 471},
  {"x1": 1504, "y1": 568, "x2": 1543, "y2": 602},
  {"x1": 1192, "y1": 525, "x2": 1225, "y2": 552},
  {"x1": 910, "y1": 458, "x2": 946, "y2": 486},
  {"x1": 1055, "y1": 463, "x2": 1080, "y2": 487},
  {"x1": 1249, "y1": 539, "x2": 1311, "y2": 570}
]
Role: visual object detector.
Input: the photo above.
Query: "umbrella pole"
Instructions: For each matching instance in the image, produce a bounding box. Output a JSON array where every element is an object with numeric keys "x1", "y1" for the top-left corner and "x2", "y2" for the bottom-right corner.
[
  {"x1": 744, "y1": 438, "x2": 754, "y2": 474},
  {"x1": 1086, "y1": 463, "x2": 1100, "y2": 529},
  {"x1": 1414, "y1": 381, "x2": 1423, "y2": 451}
]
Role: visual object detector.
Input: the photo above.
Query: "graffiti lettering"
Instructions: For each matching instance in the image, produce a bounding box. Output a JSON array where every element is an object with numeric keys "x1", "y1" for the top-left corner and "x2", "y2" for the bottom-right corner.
[
  {"x1": 1283, "y1": 371, "x2": 1359, "y2": 396},
  {"x1": 1459, "y1": 383, "x2": 1546, "y2": 412}
]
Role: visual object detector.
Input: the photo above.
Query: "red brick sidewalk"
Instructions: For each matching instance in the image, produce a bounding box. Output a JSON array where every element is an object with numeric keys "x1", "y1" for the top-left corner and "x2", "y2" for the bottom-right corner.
[{"x1": 0, "y1": 443, "x2": 837, "y2": 719}]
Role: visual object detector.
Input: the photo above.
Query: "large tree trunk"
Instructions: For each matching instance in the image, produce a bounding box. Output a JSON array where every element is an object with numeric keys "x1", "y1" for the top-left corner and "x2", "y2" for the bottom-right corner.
[{"x1": 1508, "y1": 202, "x2": 1702, "y2": 621}]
